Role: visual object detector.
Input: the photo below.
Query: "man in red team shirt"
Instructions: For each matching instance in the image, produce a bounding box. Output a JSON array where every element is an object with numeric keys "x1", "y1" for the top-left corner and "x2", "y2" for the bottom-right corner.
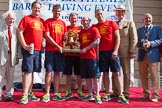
[
  {"x1": 17, "y1": 1, "x2": 44, "y2": 104},
  {"x1": 79, "y1": 16, "x2": 102, "y2": 104},
  {"x1": 93, "y1": 9, "x2": 128, "y2": 104},
  {"x1": 63, "y1": 13, "x2": 84, "y2": 100},
  {"x1": 41, "y1": 4, "x2": 67, "y2": 102}
]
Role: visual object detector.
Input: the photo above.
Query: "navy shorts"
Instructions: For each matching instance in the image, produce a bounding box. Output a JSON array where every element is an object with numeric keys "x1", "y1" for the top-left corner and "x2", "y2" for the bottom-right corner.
[
  {"x1": 45, "y1": 51, "x2": 65, "y2": 72},
  {"x1": 80, "y1": 59, "x2": 100, "y2": 79},
  {"x1": 99, "y1": 51, "x2": 120, "y2": 72},
  {"x1": 63, "y1": 56, "x2": 80, "y2": 75},
  {"x1": 21, "y1": 48, "x2": 41, "y2": 72}
]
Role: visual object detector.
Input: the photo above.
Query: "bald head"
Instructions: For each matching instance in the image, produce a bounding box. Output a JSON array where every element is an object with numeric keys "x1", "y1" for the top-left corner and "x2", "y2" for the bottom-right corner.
[
  {"x1": 81, "y1": 17, "x2": 91, "y2": 29},
  {"x1": 143, "y1": 13, "x2": 153, "y2": 26}
]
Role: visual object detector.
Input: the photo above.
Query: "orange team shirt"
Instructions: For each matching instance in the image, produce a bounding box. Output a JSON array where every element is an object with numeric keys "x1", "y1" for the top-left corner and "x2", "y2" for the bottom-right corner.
[
  {"x1": 79, "y1": 26, "x2": 101, "y2": 59},
  {"x1": 18, "y1": 15, "x2": 44, "y2": 51},
  {"x1": 44, "y1": 18, "x2": 67, "y2": 51},
  {"x1": 93, "y1": 20, "x2": 119, "y2": 51},
  {"x1": 65, "y1": 26, "x2": 82, "y2": 56}
]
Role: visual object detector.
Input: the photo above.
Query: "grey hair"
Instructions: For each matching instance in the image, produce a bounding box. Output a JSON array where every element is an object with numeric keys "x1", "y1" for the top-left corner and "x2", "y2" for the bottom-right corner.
[{"x1": 2, "y1": 10, "x2": 16, "y2": 20}]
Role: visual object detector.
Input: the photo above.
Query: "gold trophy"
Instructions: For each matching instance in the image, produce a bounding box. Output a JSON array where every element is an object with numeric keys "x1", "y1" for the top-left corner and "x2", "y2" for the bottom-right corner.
[{"x1": 63, "y1": 30, "x2": 81, "y2": 53}]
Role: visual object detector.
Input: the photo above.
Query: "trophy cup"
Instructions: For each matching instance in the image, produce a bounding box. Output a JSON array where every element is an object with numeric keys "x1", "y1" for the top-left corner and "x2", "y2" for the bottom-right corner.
[{"x1": 63, "y1": 30, "x2": 81, "y2": 53}]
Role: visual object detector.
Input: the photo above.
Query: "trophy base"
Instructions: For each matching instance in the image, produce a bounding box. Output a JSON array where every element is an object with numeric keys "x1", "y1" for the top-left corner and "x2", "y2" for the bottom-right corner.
[{"x1": 63, "y1": 49, "x2": 81, "y2": 54}]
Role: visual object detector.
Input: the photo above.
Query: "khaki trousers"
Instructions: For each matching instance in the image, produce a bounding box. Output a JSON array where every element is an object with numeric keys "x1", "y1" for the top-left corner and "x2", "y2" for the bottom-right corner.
[
  {"x1": 138, "y1": 55, "x2": 159, "y2": 99},
  {"x1": 112, "y1": 57, "x2": 132, "y2": 97},
  {"x1": 0, "y1": 54, "x2": 15, "y2": 96},
  {"x1": 120, "y1": 57, "x2": 131, "y2": 97}
]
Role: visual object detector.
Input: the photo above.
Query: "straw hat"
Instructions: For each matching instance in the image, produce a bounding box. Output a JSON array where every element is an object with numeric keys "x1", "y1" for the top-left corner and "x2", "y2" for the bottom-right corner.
[{"x1": 113, "y1": 4, "x2": 128, "y2": 12}]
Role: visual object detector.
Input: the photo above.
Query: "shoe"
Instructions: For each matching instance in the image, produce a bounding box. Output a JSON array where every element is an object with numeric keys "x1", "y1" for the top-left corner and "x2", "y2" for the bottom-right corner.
[
  {"x1": 110, "y1": 93, "x2": 119, "y2": 98},
  {"x1": 4, "y1": 93, "x2": 14, "y2": 101},
  {"x1": 64, "y1": 92, "x2": 72, "y2": 100},
  {"x1": 151, "y1": 98, "x2": 158, "y2": 102},
  {"x1": 118, "y1": 95, "x2": 129, "y2": 104},
  {"x1": 82, "y1": 94, "x2": 95, "y2": 101},
  {"x1": 125, "y1": 95, "x2": 129, "y2": 100},
  {"x1": 5, "y1": 96, "x2": 14, "y2": 101},
  {"x1": 28, "y1": 92, "x2": 40, "y2": 102},
  {"x1": 102, "y1": 93, "x2": 111, "y2": 101},
  {"x1": 77, "y1": 92, "x2": 85, "y2": 99},
  {"x1": 42, "y1": 93, "x2": 50, "y2": 102},
  {"x1": 140, "y1": 95, "x2": 150, "y2": 100},
  {"x1": 52, "y1": 93, "x2": 65, "y2": 101},
  {"x1": 19, "y1": 93, "x2": 28, "y2": 104},
  {"x1": 95, "y1": 95, "x2": 102, "y2": 104}
]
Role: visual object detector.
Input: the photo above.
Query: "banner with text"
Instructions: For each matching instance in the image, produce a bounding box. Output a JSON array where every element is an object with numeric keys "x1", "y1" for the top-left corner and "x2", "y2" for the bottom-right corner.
[{"x1": 9, "y1": 0, "x2": 133, "y2": 26}]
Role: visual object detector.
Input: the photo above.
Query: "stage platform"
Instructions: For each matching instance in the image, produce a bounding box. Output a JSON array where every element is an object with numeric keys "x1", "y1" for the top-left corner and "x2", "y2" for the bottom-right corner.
[{"x1": 0, "y1": 87, "x2": 162, "y2": 108}]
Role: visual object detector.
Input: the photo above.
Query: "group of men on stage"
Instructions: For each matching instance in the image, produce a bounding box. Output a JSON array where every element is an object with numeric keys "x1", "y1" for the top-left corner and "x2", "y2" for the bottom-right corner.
[{"x1": 0, "y1": 0, "x2": 161, "y2": 105}]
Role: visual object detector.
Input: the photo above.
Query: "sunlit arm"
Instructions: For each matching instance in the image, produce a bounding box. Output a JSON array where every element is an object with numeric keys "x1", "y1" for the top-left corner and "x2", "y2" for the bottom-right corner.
[
  {"x1": 112, "y1": 30, "x2": 120, "y2": 58},
  {"x1": 44, "y1": 32, "x2": 63, "y2": 53},
  {"x1": 17, "y1": 28, "x2": 30, "y2": 52}
]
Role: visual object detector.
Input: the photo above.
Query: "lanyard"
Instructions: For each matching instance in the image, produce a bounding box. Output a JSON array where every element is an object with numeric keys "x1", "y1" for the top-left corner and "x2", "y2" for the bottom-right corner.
[{"x1": 144, "y1": 26, "x2": 151, "y2": 39}]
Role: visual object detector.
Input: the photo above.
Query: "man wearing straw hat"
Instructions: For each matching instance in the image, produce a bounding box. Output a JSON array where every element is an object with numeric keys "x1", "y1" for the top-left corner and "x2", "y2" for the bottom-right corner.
[{"x1": 112, "y1": 4, "x2": 138, "y2": 100}]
